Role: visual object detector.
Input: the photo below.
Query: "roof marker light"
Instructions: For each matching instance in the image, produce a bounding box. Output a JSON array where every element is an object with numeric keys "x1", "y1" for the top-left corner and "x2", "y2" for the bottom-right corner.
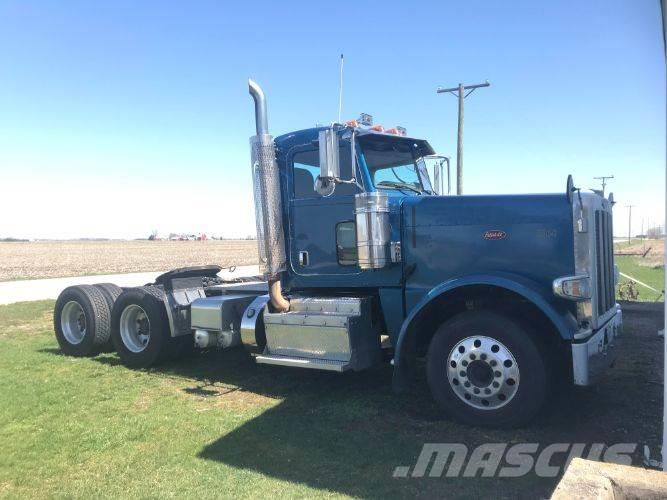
[
  {"x1": 370, "y1": 124, "x2": 384, "y2": 132},
  {"x1": 358, "y1": 113, "x2": 373, "y2": 126},
  {"x1": 396, "y1": 126, "x2": 407, "y2": 136}
]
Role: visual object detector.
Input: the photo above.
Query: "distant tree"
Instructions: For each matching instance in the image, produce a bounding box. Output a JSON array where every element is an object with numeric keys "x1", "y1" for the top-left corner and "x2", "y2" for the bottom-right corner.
[{"x1": 647, "y1": 225, "x2": 664, "y2": 239}]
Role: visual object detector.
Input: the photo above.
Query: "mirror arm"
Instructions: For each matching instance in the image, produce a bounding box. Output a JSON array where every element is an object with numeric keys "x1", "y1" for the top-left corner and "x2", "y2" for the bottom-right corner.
[
  {"x1": 350, "y1": 129, "x2": 365, "y2": 191},
  {"x1": 333, "y1": 176, "x2": 364, "y2": 191}
]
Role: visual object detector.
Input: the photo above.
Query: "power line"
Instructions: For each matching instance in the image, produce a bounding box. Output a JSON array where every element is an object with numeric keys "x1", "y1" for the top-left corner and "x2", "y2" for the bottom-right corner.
[{"x1": 436, "y1": 81, "x2": 490, "y2": 195}]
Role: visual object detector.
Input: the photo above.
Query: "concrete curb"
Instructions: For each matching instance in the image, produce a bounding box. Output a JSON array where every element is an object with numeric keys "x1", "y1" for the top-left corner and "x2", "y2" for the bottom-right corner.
[{"x1": 552, "y1": 458, "x2": 667, "y2": 499}]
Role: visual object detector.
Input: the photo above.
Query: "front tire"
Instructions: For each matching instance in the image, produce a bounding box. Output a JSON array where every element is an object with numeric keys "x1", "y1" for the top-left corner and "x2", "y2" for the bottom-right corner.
[
  {"x1": 111, "y1": 286, "x2": 171, "y2": 368},
  {"x1": 426, "y1": 310, "x2": 549, "y2": 428}
]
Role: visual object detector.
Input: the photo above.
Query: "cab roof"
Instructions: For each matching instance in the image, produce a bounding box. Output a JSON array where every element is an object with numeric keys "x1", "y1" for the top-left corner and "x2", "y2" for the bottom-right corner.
[{"x1": 274, "y1": 126, "x2": 436, "y2": 158}]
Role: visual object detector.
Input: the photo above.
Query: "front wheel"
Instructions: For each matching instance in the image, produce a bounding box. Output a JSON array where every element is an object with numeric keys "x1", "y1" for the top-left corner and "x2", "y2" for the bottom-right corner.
[{"x1": 426, "y1": 310, "x2": 549, "y2": 428}]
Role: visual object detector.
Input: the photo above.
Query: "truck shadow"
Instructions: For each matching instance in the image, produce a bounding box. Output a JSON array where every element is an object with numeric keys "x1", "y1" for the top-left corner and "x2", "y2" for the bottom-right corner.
[{"x1": 120, "y1": 348, "x2": 562, "y2": 497}]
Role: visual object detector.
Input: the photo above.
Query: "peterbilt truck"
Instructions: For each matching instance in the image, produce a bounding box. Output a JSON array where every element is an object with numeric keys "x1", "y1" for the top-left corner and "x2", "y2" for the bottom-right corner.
[{"x1": 53, "y1": 80, "x2": 622, "y2": 427}]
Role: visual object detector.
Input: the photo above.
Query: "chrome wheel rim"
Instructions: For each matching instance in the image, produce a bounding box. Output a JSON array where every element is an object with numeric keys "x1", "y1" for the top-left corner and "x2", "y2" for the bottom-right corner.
[
  {"x1": 447, "y1": 336, "x2": 520, "y2": 410},
  {"x1": 120, "y1": 304, "x2": 151, "y2": 353},
  {"x1": 61, "y1": 301, "x2": 86, "y2": 344}
]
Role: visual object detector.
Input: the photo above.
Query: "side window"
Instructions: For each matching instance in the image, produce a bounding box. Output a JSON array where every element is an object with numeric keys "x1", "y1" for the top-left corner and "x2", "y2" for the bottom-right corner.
[
  {"x1": 336, "y1": 221, "x2": 358, "y2": 265},
  {"x1": 291, "y1": 141, "x2": 357, "y2": 199},
  {"x1": 336, "y1": 143, "x2": 357, "y2": 196},
  {"x1": 293, "y1": 150, "x2": 319, "y2": 199}
]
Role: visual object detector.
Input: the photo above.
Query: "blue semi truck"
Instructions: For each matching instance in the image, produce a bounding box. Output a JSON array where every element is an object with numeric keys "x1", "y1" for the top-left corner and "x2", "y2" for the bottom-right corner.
[{"x1": 53, "y1": 80, "x2": 622, "y2": 427}]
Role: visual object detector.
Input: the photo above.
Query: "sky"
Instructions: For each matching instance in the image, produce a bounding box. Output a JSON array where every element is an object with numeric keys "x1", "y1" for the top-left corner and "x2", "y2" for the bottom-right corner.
[{"x1": 0, "y1": 0, "x2": 664, "y2": 239}]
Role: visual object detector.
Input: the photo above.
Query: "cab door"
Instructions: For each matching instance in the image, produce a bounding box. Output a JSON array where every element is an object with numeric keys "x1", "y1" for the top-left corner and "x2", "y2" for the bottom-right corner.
[{"x1": 288, "y1": 140, "x2": 362, "y2": 277}]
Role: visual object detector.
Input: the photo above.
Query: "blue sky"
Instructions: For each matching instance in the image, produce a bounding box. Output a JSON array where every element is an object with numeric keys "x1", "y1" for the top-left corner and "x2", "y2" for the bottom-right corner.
[{"x1": 0, "y1": 0, "x2": 664, "y2": 239}]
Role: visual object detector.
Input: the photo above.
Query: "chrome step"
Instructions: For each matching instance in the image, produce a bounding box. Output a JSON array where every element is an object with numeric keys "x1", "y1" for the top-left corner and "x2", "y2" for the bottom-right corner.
[{"x1": 255, "y1": 353, "x2": 351, "y2": 372}]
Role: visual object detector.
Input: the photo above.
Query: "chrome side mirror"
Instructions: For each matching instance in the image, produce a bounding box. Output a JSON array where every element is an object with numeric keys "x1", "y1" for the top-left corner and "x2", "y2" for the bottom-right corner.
[
  {"x1": 318, "y1": 128, "x2": 340, "y2": 181},
  {"x1": 424, "y1": 155, "x2": 450, "y2": 195},
  {"x1": 433, "y1": 165, "x2": 441, "y2": 195},
  {"x1": 315, "y1": 127, "x2": 363, "y2": 196}
]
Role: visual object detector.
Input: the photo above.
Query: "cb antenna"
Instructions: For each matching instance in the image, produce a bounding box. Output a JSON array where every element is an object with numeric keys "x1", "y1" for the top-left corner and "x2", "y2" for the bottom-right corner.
[{"x1": 338, "y1": 54, "x2": 344, "y2": 123}]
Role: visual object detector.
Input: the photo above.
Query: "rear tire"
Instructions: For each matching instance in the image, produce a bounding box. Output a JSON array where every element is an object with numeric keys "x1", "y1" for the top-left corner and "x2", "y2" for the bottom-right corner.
[
  {"x1": 111, "y1": 286, "x2": 172, "y2": 368},
  {"x1": 93, "y1": 283, "x2": 123, "y2": 352},
  {"x1": 426, "y1": 310, "x2": 549, "y2": 428},
  {"x1": 94, "y1": 283, "x2": 123, "y2": 309},
  {"x1": 54, "y1": 285, "x2": 111, "y2": 356}
]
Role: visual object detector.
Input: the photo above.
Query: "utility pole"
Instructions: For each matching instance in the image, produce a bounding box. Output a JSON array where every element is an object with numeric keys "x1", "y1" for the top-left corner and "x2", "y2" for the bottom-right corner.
[
  {"x1": 642, "y1": 218, "x2": 646, "y2": 251},
  {"x1": 626, "y1": 204, "x2": 634, "y2": 244},
  {"x1": 659, "y1": 0, "x2": 666, "y2": 473},
  {"x1": 593, "y1": 175, "x2": 614, "y2": 196},
  {"x1": 437, "y1": 81, "x2": 490, "y2": 195}
]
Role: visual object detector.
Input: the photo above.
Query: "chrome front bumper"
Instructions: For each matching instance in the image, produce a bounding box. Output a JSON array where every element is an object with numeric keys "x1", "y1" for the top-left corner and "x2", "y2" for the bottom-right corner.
[{"x1": 571, "y1": 304, "x2": 623, "y2": 386}]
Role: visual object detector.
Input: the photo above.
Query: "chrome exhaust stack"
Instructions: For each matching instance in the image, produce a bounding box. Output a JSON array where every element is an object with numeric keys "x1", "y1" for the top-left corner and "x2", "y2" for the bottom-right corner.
[
  {"x1": 248, "y1": 79, "x2": 289, "y2": 312},
  {"x1": 249, "y1": 79, "x2": 268, "y2": 135}
]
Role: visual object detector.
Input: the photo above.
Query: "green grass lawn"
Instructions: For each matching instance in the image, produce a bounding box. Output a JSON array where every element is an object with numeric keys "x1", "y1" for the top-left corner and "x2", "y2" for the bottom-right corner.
[
  {"x1": 615, "y1": 256, "x2": 664, "y2": 302},
  {"x1": 1, "y1": 300, "x2": 659, "y2": 498}
]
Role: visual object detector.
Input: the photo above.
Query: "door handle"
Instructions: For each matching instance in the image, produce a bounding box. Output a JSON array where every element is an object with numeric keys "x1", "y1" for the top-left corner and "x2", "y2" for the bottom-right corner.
[{"x1": 299, "y1": 251, "x2": 309, "y2": 266}]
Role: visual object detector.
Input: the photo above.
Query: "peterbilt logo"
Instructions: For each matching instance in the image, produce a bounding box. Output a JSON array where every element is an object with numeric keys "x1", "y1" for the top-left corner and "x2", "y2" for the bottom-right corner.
[{"x1": 483, "y1": 230, "x2": 507, "y2": 240}]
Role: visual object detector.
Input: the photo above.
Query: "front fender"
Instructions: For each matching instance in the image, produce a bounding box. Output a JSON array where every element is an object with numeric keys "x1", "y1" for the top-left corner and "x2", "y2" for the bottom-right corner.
[{"x1": 392, "y1": 273, "x2": 577, "y2": 392}]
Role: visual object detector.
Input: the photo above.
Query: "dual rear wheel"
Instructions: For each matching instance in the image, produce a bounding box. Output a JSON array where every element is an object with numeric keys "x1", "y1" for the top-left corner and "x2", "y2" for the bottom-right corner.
[{"x1": 54, "y1": 284, "x2": 189, "y2": 368}]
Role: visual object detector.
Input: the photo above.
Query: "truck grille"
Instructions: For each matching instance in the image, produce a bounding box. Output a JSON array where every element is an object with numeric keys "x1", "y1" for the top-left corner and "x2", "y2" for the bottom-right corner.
[{"x1": 594, "y1": 210, "x2": 615, "y2": 315}]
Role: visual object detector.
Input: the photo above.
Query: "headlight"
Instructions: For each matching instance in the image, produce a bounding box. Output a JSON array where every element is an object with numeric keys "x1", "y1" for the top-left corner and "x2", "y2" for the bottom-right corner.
[{"x1": 553, "y1": 275, "x2": 591, "y2": 301}]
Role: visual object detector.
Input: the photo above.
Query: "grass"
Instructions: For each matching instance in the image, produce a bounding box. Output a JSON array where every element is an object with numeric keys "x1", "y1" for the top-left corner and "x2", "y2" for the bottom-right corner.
[
  {"x1": 0, "y1": 301, "x2": 540, "y2": 498},
  {"x1": 0, "y1": 301, "x2": 661, "y2": 498},
  {"x1": 612, "y1": 238, "x2": 642, "y2": 250},
  {"x1": 615, "y1": 256, "x2": 664, "y2": 299},
  {"x1": 614, "y1": 239, "x2": 664, "y2": 302}
]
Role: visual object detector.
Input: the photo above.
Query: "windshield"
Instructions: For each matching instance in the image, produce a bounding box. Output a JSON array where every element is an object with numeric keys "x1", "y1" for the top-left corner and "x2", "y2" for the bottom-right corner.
[{"x1": 360, "y1": 136, "x2": 433, "y2": 195}]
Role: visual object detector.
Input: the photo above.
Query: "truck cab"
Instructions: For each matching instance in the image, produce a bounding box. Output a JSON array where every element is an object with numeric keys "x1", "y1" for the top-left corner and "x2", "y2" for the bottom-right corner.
[
  {"x1": 244, "y1": 79, "x2": 622, "y2": 426},
  {"x1": 53, "y1": 80, "x2": 623, "y2": 428}
]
